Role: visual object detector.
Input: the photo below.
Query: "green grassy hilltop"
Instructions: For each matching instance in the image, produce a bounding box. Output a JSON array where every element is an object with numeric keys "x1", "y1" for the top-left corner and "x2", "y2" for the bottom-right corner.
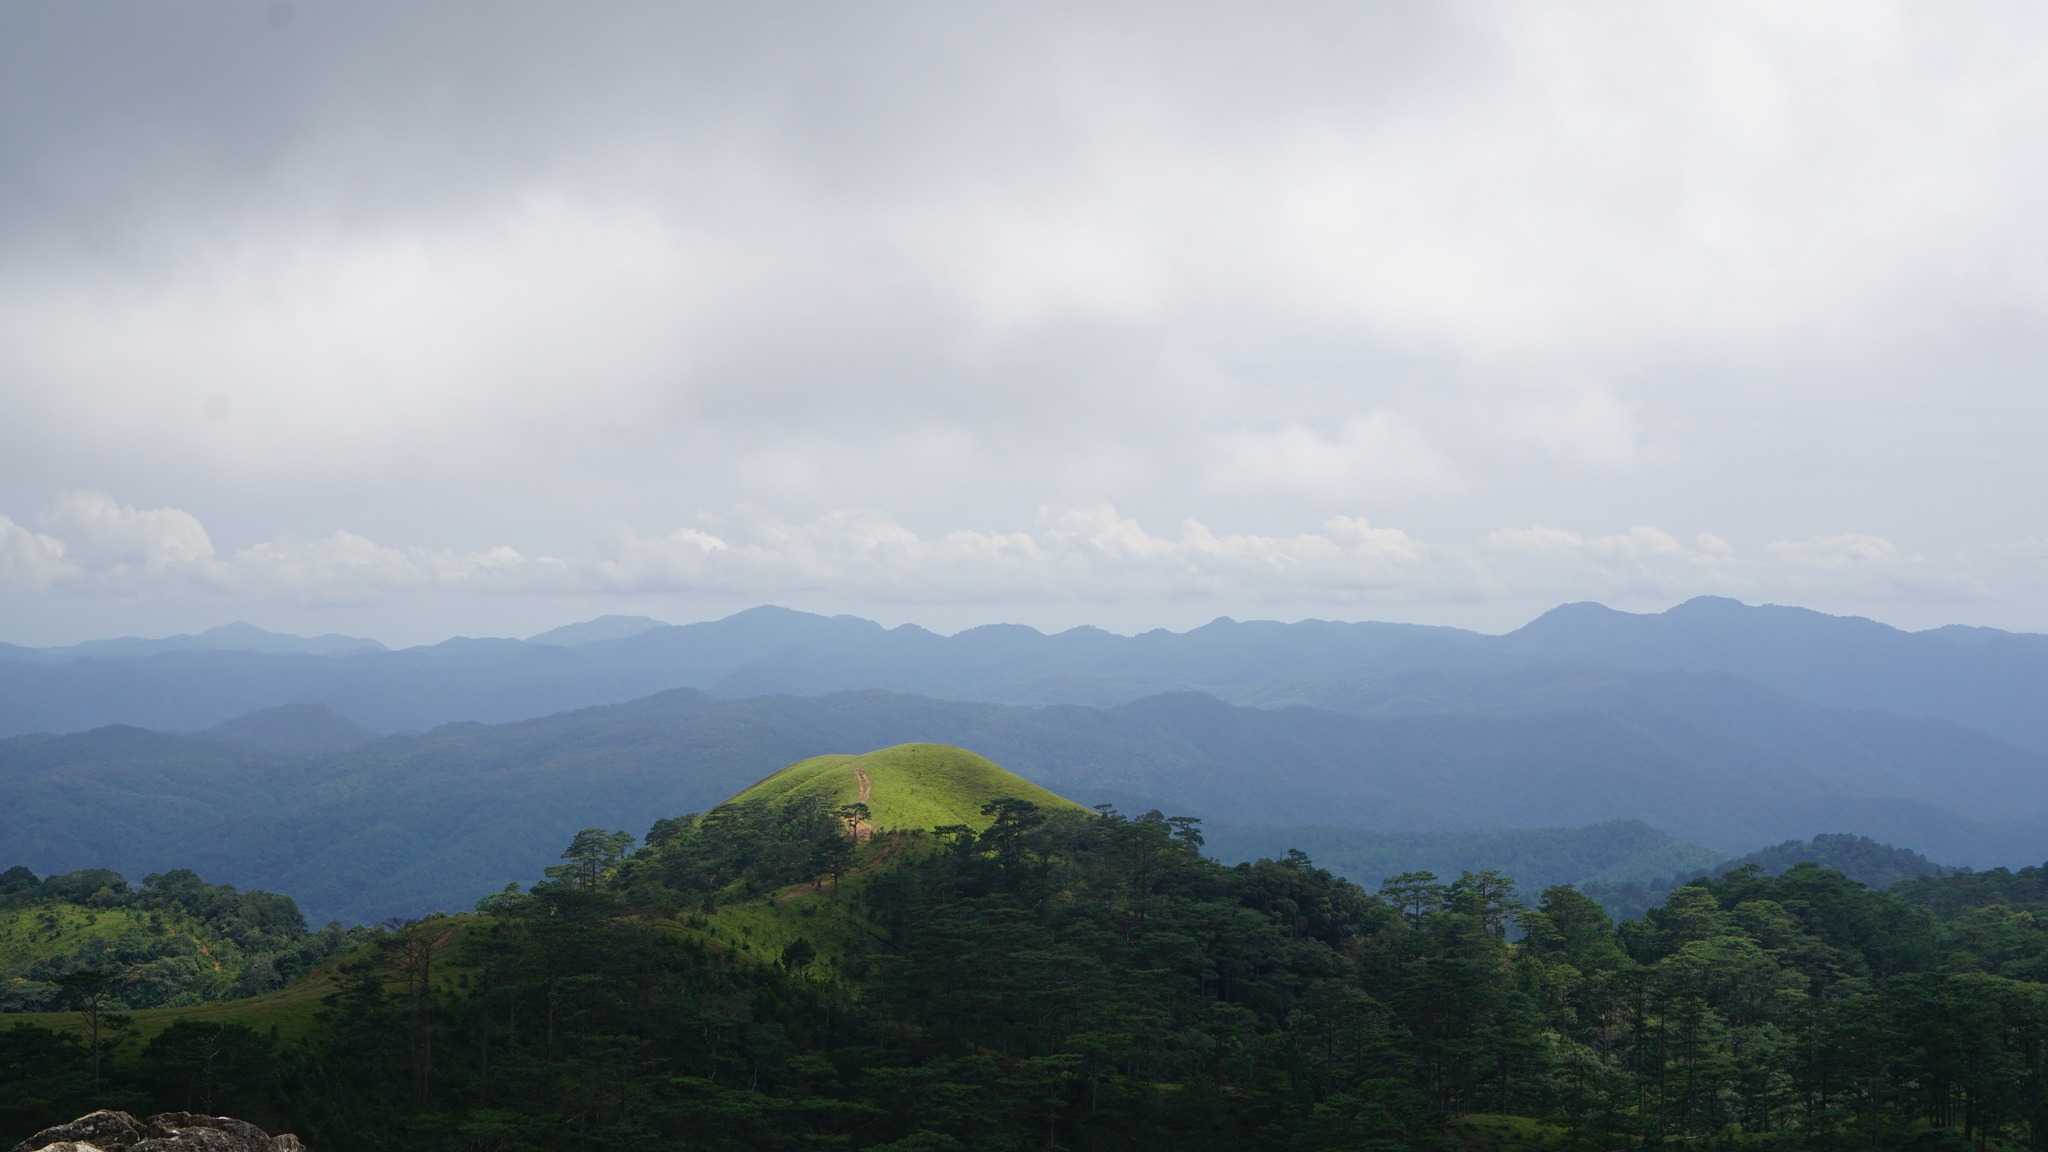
[
  {"x1": 635, "y1": 744, "x2": 1089, "y2": 980},
  {"x1": 726, "y1": 741, "x2": 1086, "y2": 832}
]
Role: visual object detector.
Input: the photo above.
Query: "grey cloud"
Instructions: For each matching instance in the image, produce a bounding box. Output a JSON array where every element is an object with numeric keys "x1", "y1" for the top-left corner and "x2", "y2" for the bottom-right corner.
[{"x1": 3, "y1": 3, "x2": 2047, "y2": 640}]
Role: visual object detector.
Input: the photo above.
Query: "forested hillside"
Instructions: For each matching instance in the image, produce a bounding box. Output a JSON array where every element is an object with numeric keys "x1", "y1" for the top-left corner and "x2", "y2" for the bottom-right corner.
[
  {"x1": 5, "y1": 686, "x2": 2043, "y2": 924},
  {"x1": 0, "y1": 866, "x2": 360, "y2": 1011},
  {"x1": 6, "y1": 778, "x2": 2044, "y2": 1150},
  {"x1": 9, "y1": 599, "x2": 2046, "y2": 929},
  {"x1": 1583, "y1": 834, "x2": 1954, "y2": 920}
]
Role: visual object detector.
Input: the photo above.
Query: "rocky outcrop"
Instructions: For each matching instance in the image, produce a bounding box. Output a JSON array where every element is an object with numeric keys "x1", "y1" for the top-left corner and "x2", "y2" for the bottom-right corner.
[{"x1": 7, "y1": 1111, "x2": 304, "y2": 1152}]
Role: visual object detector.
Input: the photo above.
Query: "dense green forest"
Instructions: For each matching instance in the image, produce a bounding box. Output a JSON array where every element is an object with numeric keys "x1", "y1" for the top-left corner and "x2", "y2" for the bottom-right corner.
[
  {"x1": 0, "y1": 866, "x2": 360, "y2": 1011},
  {"x1": 1581, "y1": 833, "x2": 1953, "y2": 921},
  {"x1": 6, "y1": 794, "x2": 2048, "y2": 1150}
]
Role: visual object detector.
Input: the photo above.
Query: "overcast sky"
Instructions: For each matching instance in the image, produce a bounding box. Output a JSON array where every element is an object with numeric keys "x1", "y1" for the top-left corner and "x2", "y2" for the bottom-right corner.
[{"x1": 4, "y1": 2, "x2": 2047, "y2": 646}]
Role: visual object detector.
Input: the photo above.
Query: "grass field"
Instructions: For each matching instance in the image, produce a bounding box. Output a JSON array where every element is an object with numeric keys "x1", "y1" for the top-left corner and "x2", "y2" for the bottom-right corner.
[
  {"x1": 729, "y1": 743, "x2": 1086, "y2": 833},
  {"x1": 0, "y1": 905, "x2": 163, "y2": 972}
]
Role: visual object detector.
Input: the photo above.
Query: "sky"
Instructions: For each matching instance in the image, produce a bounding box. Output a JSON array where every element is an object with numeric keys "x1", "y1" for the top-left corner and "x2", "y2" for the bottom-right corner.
[{"x1": 4, "y1": 2, "x2": 2048, "y2": 647}]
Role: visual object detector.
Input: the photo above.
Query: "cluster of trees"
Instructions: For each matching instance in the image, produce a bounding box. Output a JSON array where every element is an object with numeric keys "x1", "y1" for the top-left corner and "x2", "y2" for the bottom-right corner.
[
  {"x1": 1581, "y1": 833, "x2": 1952, "y2": 921},
  {"x1": 1897, "y1": 860, "x2": 2048, "y2": 919},
  {"x1": 0, "y1": 1013, "x2": 291, "y2": 1138},
  {"x1": 8, "y1": 807, "x2": 2048, "y2": 1149},
  {"x1": 0, "y1": 865, "x2": 365, "y2": 1011},
  {"x1": 634, "y1": 795, "x2": 869, "y2": 898}
]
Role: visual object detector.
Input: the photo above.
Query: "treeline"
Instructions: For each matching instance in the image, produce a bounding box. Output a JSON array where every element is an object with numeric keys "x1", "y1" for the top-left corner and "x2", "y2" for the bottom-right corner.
[
  {"x1": 8, "y1": 809, "x2": 2048, "y2": 1149},
  {"x1": 1583, "y1": 832, "x2": 1953, "y2": 921},
  {"x1": 0, "y1": 865, "x2": 363, "y2": 1011},
  {"x1": 1897, "y1": 861, "x2": 2048, "y2": 919}
]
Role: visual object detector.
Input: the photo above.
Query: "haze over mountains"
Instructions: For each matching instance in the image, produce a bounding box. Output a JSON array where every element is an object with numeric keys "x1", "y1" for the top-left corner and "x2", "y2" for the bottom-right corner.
[
  {"x1": 0, "y1": 621, "x2": 387, "y2": 663},
  {"x1": 2, "y1": 596, "x2": 2046, "y2": 923},
  {"x1": 6, "y1": 596, "x2": 2048, "y2": 751}
]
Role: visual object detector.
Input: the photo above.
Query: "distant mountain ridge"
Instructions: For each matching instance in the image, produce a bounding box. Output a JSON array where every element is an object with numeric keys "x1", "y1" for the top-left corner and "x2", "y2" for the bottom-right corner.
[
  {"x1": 0, "y1": 621, "x2": 386, "y2": 662},
  {"x1": 201, "y1": 703, "x2": 378, "y2": 757},
  {"x1": 4, "y1": 599, "x2": 2048, "y2": 758},
  {"x1": 525, "y1": 615, "x2": 669, "y2": 646}
]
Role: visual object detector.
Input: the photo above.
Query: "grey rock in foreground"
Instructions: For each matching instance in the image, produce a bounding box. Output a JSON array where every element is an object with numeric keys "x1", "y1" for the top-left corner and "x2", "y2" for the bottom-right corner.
[{"x1": 7, "y1": 1111, "x2": 304, "y2": 1152}]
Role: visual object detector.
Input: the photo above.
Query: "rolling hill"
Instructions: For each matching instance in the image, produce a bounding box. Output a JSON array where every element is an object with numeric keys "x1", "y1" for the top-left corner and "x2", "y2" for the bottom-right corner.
[{"x1": 728, "y1": 743, "x2": 1086, "y2": 831}]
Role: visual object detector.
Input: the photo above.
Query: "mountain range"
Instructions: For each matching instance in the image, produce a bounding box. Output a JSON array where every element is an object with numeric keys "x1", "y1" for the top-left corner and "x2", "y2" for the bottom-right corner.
[
  {"x1": 5, "y1": 597, "x2": 2048, "y2": 754},
  {"x1": 4, "y1": 596, "x2": 2047, "y2": 923}
]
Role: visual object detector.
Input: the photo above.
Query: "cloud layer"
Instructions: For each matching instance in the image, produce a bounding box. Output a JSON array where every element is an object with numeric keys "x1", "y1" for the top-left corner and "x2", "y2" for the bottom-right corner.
[
  {"x1": 3, "y1": 3, "x2": 2047, "y2": 640},
  {"x1": 0, "y1": 491, "x2": 2012, "y2": 644}
]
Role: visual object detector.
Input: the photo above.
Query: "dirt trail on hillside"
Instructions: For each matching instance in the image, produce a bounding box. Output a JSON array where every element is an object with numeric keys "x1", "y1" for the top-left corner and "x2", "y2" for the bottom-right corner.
[{"x1": 848, "y1": 765, "x2": 877, "y2": 840}]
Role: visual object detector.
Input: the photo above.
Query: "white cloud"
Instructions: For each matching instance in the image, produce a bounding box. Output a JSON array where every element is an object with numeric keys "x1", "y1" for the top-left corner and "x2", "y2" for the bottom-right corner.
[
  {"x1": 0, "y1": 492, "x2": 224, "y2": 593},
  {"x1": 0, "y1": 490, "x2": 2032, "y2": 636},
  {"x1": 0, "y1": 516, "x2": 69, "y2": 590},
  {"x1": 5, "y1": 5, "x2": 2048, "y2": 635},
  {"x1": 590, "y1": 503, "x2": 1428, "y2": 603},
  {"x1": 42, "y1": 491, "x2": 214, "y2": 571},
  {"x1": 0, "y1": 493, "x2": 1436, "y2": 609},
  {"x1": 1767, "y1": 533, "x2": 1903, "y2": 567},
  {"x1": 1758, "y1": 532, "x2": 1993, "y2": 605}
]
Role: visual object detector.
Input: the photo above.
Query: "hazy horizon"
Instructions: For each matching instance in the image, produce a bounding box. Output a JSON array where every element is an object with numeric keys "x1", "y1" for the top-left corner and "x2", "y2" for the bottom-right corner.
[{"x1": 5, "y1": 593, "x2": 2037, "y2": 653}]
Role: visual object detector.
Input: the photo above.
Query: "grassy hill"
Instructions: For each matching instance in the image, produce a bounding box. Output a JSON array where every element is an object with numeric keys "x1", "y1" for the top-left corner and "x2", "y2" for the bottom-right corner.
[
  {"x1": 0, "y1": 905, "x2": 158, "y2": 974},
  {"x1": 728, "y1": 742, "x2": 1086, "y2": 831},
  {"x1": 659, "y1": 744, "x2": 1090, "y2": 984}
]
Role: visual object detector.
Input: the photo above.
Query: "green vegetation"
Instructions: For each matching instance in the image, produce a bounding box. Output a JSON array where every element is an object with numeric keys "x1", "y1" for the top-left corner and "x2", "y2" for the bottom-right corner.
[
  {"x1": 1206, "y1": 818, "x2": 1726, "y2": 914},
  {"x1": 1585, "y1": 832, "x2": 1955, "y2": 920},
  {"x1": 1896, "y1": 859, "x2": 2048, "y2": 918},
  {"x1": 0, "y1": 918, "x2": 471, "y2": 1139},
  {"x1": 8, "y1": 747, "x2": 2048, "y2": 1149},
  {"x1": 728, "y1": 742, "x2": 1088, "y2": 832},
  {"x1": 0, "y1": 865, "x2": 363, "y2": 1013},
  {"x1": 12, "y1": 947, "x2": 343, "y2": 1048}
]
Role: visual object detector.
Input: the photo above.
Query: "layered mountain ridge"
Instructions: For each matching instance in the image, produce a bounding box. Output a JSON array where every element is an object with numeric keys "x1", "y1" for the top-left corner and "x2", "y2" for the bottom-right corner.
[
  {"x1": 5, "y1": 597, "x2": 2046, "y2": 924},
  {"x1": 6, "y1": 597, "x2": 2048, "y2": 754}
]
